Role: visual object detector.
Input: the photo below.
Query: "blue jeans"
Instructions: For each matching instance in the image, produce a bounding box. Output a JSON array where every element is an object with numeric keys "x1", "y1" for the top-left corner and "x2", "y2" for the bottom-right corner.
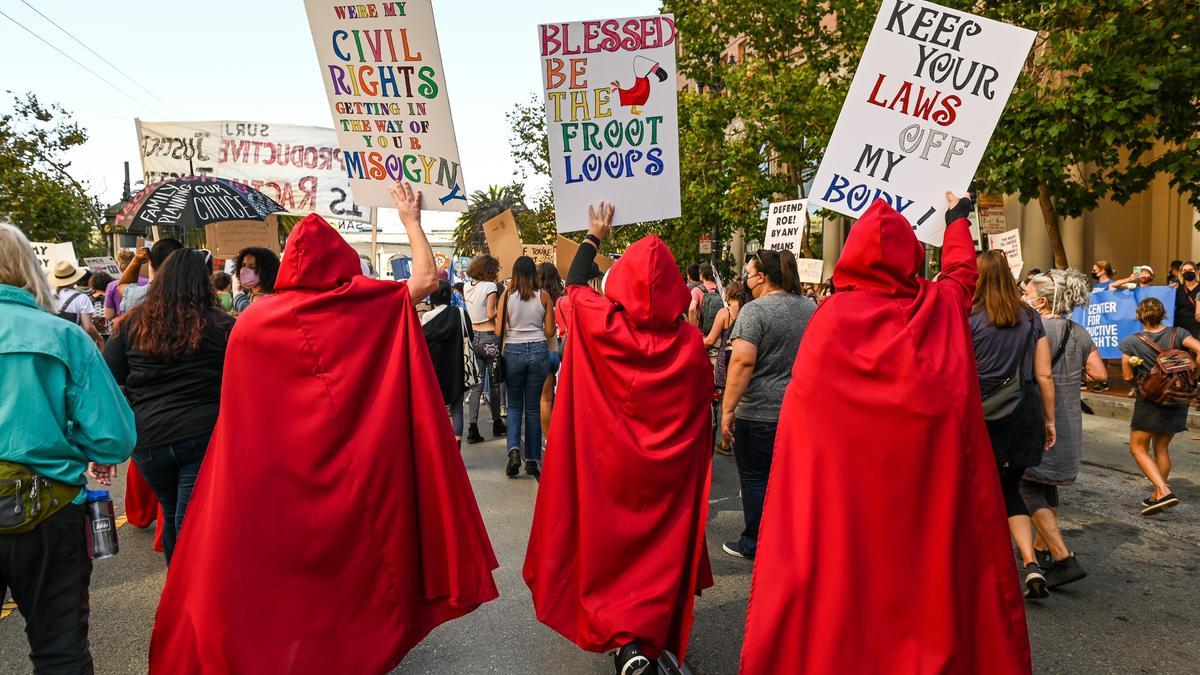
[
  {"x1": 131, "y1": 433, "x2": 209, "y2": 564},
  {"x1": 504, "y1": 342, "x2": 549, "y2": 462},
  {"x1": 732, "y1": 418, "x2": 778, "y2": 558}
]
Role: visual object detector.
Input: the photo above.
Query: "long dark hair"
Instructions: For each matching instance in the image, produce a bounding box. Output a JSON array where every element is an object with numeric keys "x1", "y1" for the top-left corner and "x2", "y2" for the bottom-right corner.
[
  {"x1": 509, "y1": 256, "x2": 539, "y2": 301},
  {"x1": 234, "y1": 247, "x2": 280, "y2": 294},
  {"x1": 124, "y1": 248, "x2": 217, "y2": 359},
  {"x1": 538, "y1": 262, "x2": 564, "y2": 302},
  {"x1": 752, "y1": 249, "x2": 801, "y2": 294},
  {"x1": 973, "y1": 250, "x2": 1028, "y2": 328}
]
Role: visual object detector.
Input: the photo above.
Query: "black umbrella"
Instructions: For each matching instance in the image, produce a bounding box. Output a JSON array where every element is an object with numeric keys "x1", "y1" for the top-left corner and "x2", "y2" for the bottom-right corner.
[{"x1": 113, "y1": 176, "x2": 286, "y2": 247}]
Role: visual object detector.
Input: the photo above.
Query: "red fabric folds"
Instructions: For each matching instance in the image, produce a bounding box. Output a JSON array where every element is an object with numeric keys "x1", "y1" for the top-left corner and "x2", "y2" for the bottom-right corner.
[
  {"x1": 149, "y1": 214, "x2": 498, "y2": 674},
  {"x1": 124, "y1": 463, "x2": 164, "y2": 552},
  {"x1": 740, "y1": 200, "x2": 1031, "y2": 674},
  {"x1": 524, "y1": 236, "x2": 714, "y2": 660}
]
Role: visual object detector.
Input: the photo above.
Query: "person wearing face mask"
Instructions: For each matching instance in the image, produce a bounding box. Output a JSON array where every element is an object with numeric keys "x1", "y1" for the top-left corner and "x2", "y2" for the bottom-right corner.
[
  {"x1": 1020, "y1": 270, "x2": 1107, "y2": 590},
  {"x1": 1110, "y1": 264, "x2": 1155, "y2": 291},
  {"x1": 1172, "y1": 261, "x2": 1200, "y2": 339},
  {"x1": 232, "y1": 247, "x2": 280, "y2": 314},
  {"x1": 720, "y1": 248, "x2": 815, "y2": 560},
  {"x1": 1090, "y1": 260, "x2": 1115, "y2": 292}
]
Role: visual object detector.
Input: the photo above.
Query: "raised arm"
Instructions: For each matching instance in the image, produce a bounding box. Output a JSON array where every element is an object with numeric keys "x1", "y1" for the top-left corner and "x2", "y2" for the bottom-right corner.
[
  {"x1": 937, "y1": 192, "x2": 978, "y2": 306},
  {"x1": 567, "y1": 202, "x2": 614, "y2": 287},
  {"x1": 390, "y1": 182, "x2": 438, "y2": 301}
]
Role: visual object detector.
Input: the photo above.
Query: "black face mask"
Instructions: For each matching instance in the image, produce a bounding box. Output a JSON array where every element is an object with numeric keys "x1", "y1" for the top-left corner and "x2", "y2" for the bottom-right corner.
[
  {"x1": 1185, "y1": 272, "x2": 1197, "y2": 282},
  {"x1": 1091, "y1": 273, "x2": 1100, "y2": 281}
]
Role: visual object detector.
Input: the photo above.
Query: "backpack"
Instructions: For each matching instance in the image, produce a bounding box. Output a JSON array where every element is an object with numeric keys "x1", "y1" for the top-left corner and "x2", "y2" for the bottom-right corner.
[
  {"x1": 1135, "y1": 328, "x2": 1199, "y2": 406},
  {"x1": 55, "y1": 290, "x2": 85, "y2": 325},
  {"x1": 699, "y1": 287, "x2": 723, "y2": 334}
]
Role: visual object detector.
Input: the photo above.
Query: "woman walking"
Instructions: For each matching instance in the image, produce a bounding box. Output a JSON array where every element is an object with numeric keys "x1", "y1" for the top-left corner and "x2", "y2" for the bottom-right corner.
[
  {"x1": 498, "y1": 256, "x2": 554, "y2": 478},
  {"x1": 704, "y1": 280, "x2": 741, "y2": 455},
  {"x1": 538, "y1": 262, "x2": 565, "y2": 446},
  {"x1": 463, "y1": 255, "x2": 506, "y2": 443},
  {"x1": 971, "y1": 250, "x2": 1056, "y2": 599},
  {"x1": 1120, "y1": 297, "x2": 1200, "y2": 515},
  {"x1": 233, "y1": 247, "x2": 279, "y2": 314},
  {"x1": 1021, "y1": 270, "x2": 1107, "y2": 589},
  {"x1": 103, "y1": 248, "x2": 235, "y2": 564},
  {"x1": 422, "y1": 280, "x2": 474, "y2": 444}
]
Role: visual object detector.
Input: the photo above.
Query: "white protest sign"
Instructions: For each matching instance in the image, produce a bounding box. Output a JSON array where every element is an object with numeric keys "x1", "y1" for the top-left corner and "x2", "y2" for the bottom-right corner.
[
  {"x1": 83, "y1": 257, "x2": 122, "y2": 276},
  {"x1": 988, "y1": 228, "x2": 1023, "y2": 279},
  {"x1": 540, "y1": 15, "x2": 681, "y2": 232},
  {"x1": 809, "y1": 0, "x2": 1035, "y2": 246},
  {"x1": 136, "y1": 120, "x2": 371, "y2": 223},
  {"x1": 796, "y1": 258, "x2": 825, "y2": 284},
  {"x1": 764, "y1": 199, "x2": 808, "y2": 253},
  {"x1": 304, "y1": 0, "x2": 467, "y2": 211},
  {"x1": 29, "y1": 242, "x2": 78, "y2": 273}
]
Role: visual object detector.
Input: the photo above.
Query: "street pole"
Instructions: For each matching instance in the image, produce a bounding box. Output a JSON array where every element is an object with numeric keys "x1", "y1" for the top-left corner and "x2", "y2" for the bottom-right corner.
[{"x1": 370, "y1": 207, "x2": 379, "y2": 274}]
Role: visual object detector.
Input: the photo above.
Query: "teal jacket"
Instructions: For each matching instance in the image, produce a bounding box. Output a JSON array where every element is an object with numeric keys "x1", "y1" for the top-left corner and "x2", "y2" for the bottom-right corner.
[{"x1": 0, "y1": 284, "x2": 136, "y2": 502}]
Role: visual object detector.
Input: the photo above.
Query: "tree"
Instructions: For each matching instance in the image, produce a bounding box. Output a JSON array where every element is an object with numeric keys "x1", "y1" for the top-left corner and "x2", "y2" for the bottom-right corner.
[
  {"x1": 453, "y1": 184, "x2": 536, "y2": 256},
  {"x1": 0, "y1": 93, "x2": 103, "y2": 255}
]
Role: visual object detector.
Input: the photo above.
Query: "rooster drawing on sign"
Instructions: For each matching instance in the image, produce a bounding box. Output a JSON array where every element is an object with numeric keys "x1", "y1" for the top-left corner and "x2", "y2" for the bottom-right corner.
[{"x1": 611, "y1": 56, "x2": 669, "y2": 115}]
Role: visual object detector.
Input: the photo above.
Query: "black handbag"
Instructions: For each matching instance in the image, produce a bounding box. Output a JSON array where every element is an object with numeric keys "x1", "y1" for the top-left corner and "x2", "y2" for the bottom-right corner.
[
  {"x1": 491, "y1": 291, "x2": 509, "y2": 385},
  {"x1": 981, "y1": 314, "x2": 1037, "y2": 421}
]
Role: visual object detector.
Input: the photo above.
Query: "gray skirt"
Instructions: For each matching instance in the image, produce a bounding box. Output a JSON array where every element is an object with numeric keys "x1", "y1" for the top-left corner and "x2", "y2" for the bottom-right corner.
[{"x1": 1130, "y1": 395, "x2": 1189, "y2": 435}]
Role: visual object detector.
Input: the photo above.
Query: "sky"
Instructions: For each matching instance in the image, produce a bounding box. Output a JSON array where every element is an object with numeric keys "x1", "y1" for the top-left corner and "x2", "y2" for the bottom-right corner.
[{"x1": 0, "y1": 0, "x2": 659, "y2": 230}]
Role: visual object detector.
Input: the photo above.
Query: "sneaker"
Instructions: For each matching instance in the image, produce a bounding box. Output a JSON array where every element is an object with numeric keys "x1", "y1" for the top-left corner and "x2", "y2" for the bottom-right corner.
[
  {"x1": 1023, "y1": 564, "x2": 1048, "y2": 599},
  {"x1": 466, "y1": 424, "x2": 485, "y2": 445},
  {"x1": 657, "y1": 650, "x2": 681, "y2": 675},
  {"x1": 505, "y1": 449, "x2": 521, "y2": 477},
  {"x1": 1034, "y1": 548, "x2": 1054, "y2": 570},
  {"x1": 1090, "y1": 382, "x2": 1109, "y2": 393},
  {"x1": 1045, "y1": 554, "x2": 1087, "y2": 589},
  {"x1": 1141, "y1": 493, "x2": 1180, "y2": 516},
  {"x1": 525, "y1": 460, "x2": 540, "y2": 479},
  {"x1": 722, "y1": 541, "x2": 752, "y2": 560},
  {"x1": 613, "y1": 643, "x2": 653, "y2": 675},
  {"x1": 493, "y1": 418, "x2": 507, "y2": 437}
]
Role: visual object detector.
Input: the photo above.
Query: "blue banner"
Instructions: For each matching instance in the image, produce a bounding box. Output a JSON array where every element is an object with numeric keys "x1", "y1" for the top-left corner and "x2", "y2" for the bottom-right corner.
[{"x1": 1070, "y1": 287, "x2": 1176, "y2": 359}]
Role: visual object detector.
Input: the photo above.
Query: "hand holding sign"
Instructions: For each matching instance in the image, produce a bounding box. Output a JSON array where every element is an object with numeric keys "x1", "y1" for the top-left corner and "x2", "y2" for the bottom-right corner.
[
  {"x1": 389, "y1": 182, "x2": 423, "y2": 229},
  {"x1": 587, "y1": 202, "x2": 615, "y2": 244}
]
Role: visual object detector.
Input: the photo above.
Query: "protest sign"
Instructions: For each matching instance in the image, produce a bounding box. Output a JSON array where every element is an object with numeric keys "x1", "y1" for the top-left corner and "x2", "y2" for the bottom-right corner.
[
  {"x1": 555, "y1": 235, "x2": 614, "y2": 279},
  {"x1": 205, "y1": 221, "x2": 281, "y2": 260},
  {"x1": 987, "y1": 229, "x2": 1023, "y2": 279},
  {"x1": 29, "y1": 242, "x2": 78, "y2": 273},
  {"x1": 1071, "y1": 288, "x2": 1176, "y2": 359},
  {"x1": 540, "y1": 15, "x2": 681, "y2": 231},
  {"x1": 483, "y1": 210, "x2": 524, "y2": 281},
  {"x1": 304, "y1": 1, "x2": 467, "y2": 211},
  {"x1": 764, "y1": 199, "x2": 808, "y2": 253},
  {"x1": 977, "y1": 193, "x2": 1007, "y2": 235},
  {"x1": 796, "y1": 258, "x2": 825, "y2": 284},
  {"x1": 808, "y1": 0, "x2": 1035, "y2": 246},
  {"x1": 523, "y1": 245, "x2": 556, "y2": 266},
  {"x1": 135, "y1": 120, "x2": 370, "y2": 223},
  {"x1": 83, "y1": 257, "x2": 121, "y2": 276}
]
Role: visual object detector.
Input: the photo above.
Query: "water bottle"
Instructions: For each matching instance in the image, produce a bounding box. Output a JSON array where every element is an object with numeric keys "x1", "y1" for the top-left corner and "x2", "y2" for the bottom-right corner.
[{"x1": 84, "y1": 489, "x2": 118, "y2": 560}]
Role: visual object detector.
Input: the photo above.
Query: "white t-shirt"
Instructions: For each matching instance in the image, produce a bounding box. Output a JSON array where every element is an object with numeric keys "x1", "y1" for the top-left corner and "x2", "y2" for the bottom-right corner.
[
  {"x1": 52, "y1": 289, "x2": 93, "y2": 319},
  {"x1": 463, "y1": 281, "x2": 498, "y2": 324}
]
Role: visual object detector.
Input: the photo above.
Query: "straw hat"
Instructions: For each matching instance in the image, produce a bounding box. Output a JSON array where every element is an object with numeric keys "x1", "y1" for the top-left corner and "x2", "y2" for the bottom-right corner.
[{"x1": 47, "y1": 260, "x2": 86, "y2": 287}]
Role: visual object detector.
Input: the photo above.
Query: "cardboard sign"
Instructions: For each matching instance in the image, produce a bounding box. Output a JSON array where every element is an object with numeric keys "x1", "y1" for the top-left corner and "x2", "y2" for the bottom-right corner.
[
  {"x1": 304, "y1": 0, "x2": 467, "y2": 211},
  {"x1": 809, "y1": 0, "x2": 1035, "y2": 245},
  {"x1": 987, "y1": 228, "x2": 1023, "y2": 279},
  {"x1": 205, "y1": 220, "x2": 280, "y2": 259},
  {"x1": 796, "y1": 258, "x2": 825, "y2": 284},
  {"x1": 977, "y1": 193, "x2": 1007, "y2": 235},
  {"x1": 1071, "y1": 288, "x2": 1176, "y2": 359},
  {"x1": 83, "y1": 257, "x2": 122, "y2": 276},
  {"x1": 764, "y1": 199, "x2": 808, "y2": 253},
  {"x1": 483, "y1": 210, "x2": 524, "y2": 281},
  {"x1": 540, "y1": 15, "x2": 682, "y2": 231},
  {"x1": 555, "y1": 235, "x2": 615, "y2": 279},
  {"x1": 523, "y1": 245, "x2": 556, "y2": 266},
  {"x1": 29, "y1": 242, "x2": 78, "y2": 273}
]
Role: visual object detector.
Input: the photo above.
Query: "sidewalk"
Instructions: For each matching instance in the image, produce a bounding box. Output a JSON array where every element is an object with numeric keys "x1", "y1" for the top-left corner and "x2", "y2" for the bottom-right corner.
[{"x1": 1082, "y1": 391, "x2": 1200, "y2": 431}]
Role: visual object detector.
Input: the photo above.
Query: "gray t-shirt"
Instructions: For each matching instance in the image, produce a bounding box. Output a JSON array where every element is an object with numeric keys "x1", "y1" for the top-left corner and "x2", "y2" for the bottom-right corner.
[
  {"x1": 730, "y1": 292, "x2": 816, "y2": 422},
  {"x1": 119, "y1": 283, "x2": 150, "y2": 314},
  {"x1": 1121, "y1": 327, "x2": 1189, "y2": 378}
]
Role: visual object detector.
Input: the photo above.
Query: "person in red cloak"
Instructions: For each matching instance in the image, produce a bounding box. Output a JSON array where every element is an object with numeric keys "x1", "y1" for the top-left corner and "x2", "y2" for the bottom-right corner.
[
  {"x1": 740, "y1": 195, "x2": 1032, "y2": 674},
  {"x1": 124, "y1": 463, "x2": 164, "y2": 552},
  {"x1": 149, "y1": 183, "x2": 499, "y2": 674},
  {"x1": 524, "y1": 203, "x2": 714, "y2": 675}
]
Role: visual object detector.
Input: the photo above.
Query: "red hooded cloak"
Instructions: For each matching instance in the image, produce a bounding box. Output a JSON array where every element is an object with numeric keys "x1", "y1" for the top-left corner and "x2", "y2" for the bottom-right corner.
[
  {"x1": 124, "y1": 463, "x2": 164, "y2": 552},
  {"x1": 523, "y1": 236, "x2": 714, "y2": 660},
  {"x1": 149, "y1": 214, "x2": 499, "y2": 674},
  {"x1": 740, "y1": 201, "x2": 1030, "y2": 674}
]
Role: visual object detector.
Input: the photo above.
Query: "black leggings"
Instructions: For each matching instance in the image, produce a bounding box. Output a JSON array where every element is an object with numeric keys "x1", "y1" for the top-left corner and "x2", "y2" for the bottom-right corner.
[{"x1": 998, "y1": 463, "x2": 1030, "y2": 518}]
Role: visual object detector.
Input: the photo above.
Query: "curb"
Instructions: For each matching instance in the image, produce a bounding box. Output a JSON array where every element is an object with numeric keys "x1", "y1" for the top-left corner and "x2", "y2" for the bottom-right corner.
[{"x1": 1081, "y1": 392, "x2": 1200, "y2": 431}]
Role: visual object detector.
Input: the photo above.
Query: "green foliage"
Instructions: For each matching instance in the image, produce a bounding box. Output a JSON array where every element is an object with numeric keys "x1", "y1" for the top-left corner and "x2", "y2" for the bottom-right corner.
[{"x1": 0, "y1": 93, "x2": 103, "y2": 255}]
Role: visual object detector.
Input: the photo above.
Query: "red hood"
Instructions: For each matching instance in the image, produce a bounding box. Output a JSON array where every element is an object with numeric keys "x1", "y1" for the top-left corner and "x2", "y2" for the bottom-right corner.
[
  {"x1": 275, "y1": 213, "x2": 362, "y2": 292},
  {"x1": 604, "y1": 235, "x2": 690, "y2": 330},
  {"x1": 832, "y1": 200, "x2": 925, "y2": 298}
]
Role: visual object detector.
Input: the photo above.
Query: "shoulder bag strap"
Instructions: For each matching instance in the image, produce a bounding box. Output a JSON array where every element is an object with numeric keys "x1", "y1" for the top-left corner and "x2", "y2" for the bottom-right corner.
[
  {"x1": 498, "y1": 290, "x2": 510, "y2": 352},
  {"x1": 1135, "y1": 332, "x2": 1166, "y2": 354}
]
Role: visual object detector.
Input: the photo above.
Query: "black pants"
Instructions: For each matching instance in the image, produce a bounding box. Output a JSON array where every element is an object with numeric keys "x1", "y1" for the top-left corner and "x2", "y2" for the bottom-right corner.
[
  {"x1": 0, "y1": 504, "x2": 94, "y2": 674},
  {"x1": 998, "y1": 463, "x2": 1030, "y2": 518},
  {"x1": 132, "y1": 433, "x2": 209, "y2": 565},
  {"x1": 733, "y1": 418, "x2": 779, "y2": 558}
]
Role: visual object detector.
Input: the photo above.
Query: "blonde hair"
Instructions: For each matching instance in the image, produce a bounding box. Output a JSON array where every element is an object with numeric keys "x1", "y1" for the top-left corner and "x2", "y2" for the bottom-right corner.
[
  {"x1": 0, "y1": 223, "x2": 54, "y2": 311},
  {"x1": 1028, "y1": 269, "x2": 1091, "y2": 316}
]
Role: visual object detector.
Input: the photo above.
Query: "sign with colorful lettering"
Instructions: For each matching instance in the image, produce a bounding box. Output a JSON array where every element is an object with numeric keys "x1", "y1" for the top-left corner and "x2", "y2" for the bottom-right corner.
[
  {"x1": 809, "y1": 0, "x2": 1034, "y2": 246},
  {"x1": 763, "y1": 199, "x2": 809, "y2": 253},
  {"x1": 1071, "y1": 288, "x2": 1176, "y2": 359},
  {"x1": 540, "y1": 15, "x2": 681, "y2": 232},
  {"x1": 135, "y1": 120, "x2": 371, "y2": 223},
  {"x1": 304, "y1": 0, "x2": 467, "y2": 211}
]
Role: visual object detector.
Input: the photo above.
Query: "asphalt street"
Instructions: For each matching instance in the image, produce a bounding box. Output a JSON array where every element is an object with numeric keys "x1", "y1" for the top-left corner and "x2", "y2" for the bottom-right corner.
[{"x1": 1, "y1": 413, "x2": 1196, "y2": 674}]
